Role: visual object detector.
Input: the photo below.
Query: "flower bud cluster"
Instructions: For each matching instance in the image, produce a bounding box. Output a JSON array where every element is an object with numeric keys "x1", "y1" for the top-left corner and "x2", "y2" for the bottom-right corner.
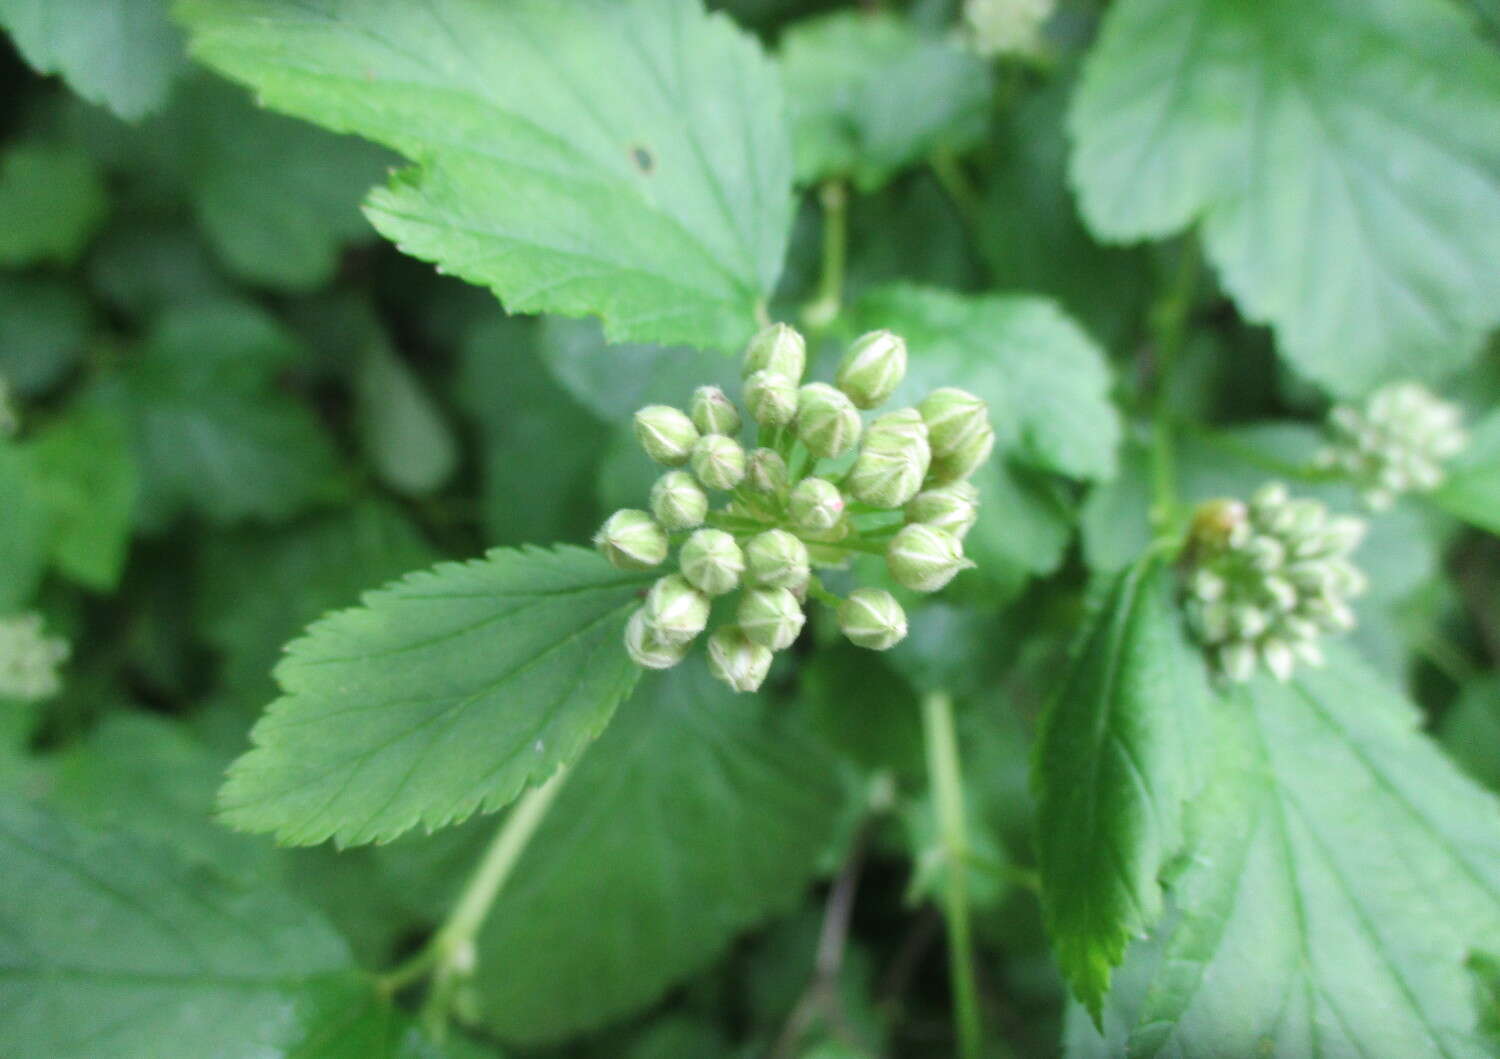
[
  {"x1": 0, "y1": 612, "x2": 70, "y2": 702},
  {"x1": 963, "y1": 0, "x2": 1056, "y2": 58},
  {"x1": 593, "y1": 322, "x2": 995, "y2": 692},
  {"x1": 1181, "y1": 484, "x2": 1368, "y2": 683},
  {"x1": 1316, "y1": 382, "x2": 1466, "y2": 510}
]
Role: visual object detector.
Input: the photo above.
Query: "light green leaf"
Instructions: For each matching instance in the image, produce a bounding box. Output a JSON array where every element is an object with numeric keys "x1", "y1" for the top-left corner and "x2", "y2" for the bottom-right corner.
[
  {"x1": 851, "y1": 283, "x2": 1120, "y2": 480},
  {"x1": 25, "y1": 406, "x2": 137, "y2": 591},
  {"x1": 1070, "y1": 0, "x2": 1500, "y2": 395},
  {"x1": 961, "y1": 458, "x2": 1075, "y2": 601},
  {"x1": 178, "y1": 0, "x2": 795, "y2": 352},
  {"x1": 0, "y1": 275, "x2": 93, "y2": 395},
  {"x1": 462, "y1": 661, "x2": 839, "y2": 1043},
  {"x1": 0, "y1": 0, "x2": 185, "y2": 119},
  {"x1": 1432, "y1": 407, "x2": 1500, "y2": 535},
  {"x1": 0, "y1": 143, "x2": 107, "y2": 266},
  {"x1": 1033, "y1": 556, "x2": 1213, "y2": 1019},
  {"x1": 778, "y1": 11, "x2": 992, "y2": 191},
  {"x1": 218, "y1": 545, "x2": 649, "y2": 846},
  {"x1": 1070, "y1": 648, "x2": 1500, "y2": 1057},
  {"x1": 355, "y1": 338, "x2": 458, "y2": 499}
]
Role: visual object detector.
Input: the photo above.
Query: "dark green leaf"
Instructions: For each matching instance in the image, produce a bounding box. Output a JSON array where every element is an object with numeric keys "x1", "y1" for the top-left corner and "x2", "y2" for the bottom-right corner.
[
  {"x1": 0, "y1": 143, "x2": 107, "y2": 266},
  {"x1": 25, "y1": 406, "x2": 137, "y2": 591}
]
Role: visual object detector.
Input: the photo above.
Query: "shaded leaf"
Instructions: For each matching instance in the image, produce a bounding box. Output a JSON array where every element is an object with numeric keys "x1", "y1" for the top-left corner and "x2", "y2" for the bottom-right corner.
[
  {"x1": 0, "y1": 143, "x2": 107, "y2": 266},
  {"x1": 1433, "y1": 407, "x2": 1500, "y2": 536}
]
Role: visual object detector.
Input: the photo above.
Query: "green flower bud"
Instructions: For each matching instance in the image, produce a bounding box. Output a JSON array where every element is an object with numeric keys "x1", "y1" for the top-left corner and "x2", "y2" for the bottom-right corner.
[
  {"x1": 633, "y1": 404, "x2": 699, "y2": 466},
  {"x1": 1261, "y1": 637, "x2": 1295, "y2": 682},
  {"x1": 1218, "y1": 641, "x2": 1257, "y2": 683},
  {"x1": 737, "y1": 587, "x2": 806, "y2": 651},
  {"x1": 594, "y1": 509, "x2": 668, "y2": 570},
  {"x1": 906, "y1": 481, "x2": 980, "y2": 539},
  {"x1": 838, "y1": 588, "x2": 908, "y2": 650},
  {"x1": 0, "y1": 612, "x2": 69, "y2": 701},
  {"x1": 745, "y1": 448, "x2": 789, "y2": 495},
  {"x1": 847, "y1": 439, "x2": 929, "y2": 508},
  {"x1": 649, "y1": 471, "x2": 708, "y2": 531},
  {"x1": 796, "y1": 383, "x2": 862, "y2": 459},
  {"x1": 680, "y1": 528, "x2": 745, "y2": 596},
  {"x1": 742, "y1": 322, "x2": 807, "y2": 382},
  {"x1": 744, "y1": 529, "x2": 811, "y2": 590},
  {"x1": 644, "y1": 574, "x2": 711, "y2": 646},
  {"x1": 706, "y1": 625, "x2": 773, "y2": 693},
  {"x1": 624, "y1": 608, "x2": 689, "y2": 670},
  {"x1": 788, "y1": 477, "x2": 845, "y2": 535},
  {"x1": 927, "y1": 421, "x2": 995, "y2": 483},
  {"x1": 886, "y1": 523, "x2": 973, "y2": 592},
  {"x1": 836, "y1": 330, "x2": 907, "y2": 409},
  {"x1": 690, "y1": 434, "x2": 747, "y2": 490},
  {"x1": 744, "y1": 369, "x2": 799, "y2": 429},
  {"x1": 690, "y1": 385, "x2": 742, "y2": 436},
  {"x1": 864, "y1": 408, "x2": 928, "y2": 450},
  {"x1": 919, "y1": 387, "x2": 990, "y2": 458}
]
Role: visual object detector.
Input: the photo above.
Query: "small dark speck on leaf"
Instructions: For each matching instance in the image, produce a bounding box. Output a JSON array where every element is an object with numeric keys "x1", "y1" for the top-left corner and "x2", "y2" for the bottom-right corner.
[{"x1": 631, "y1": 145, "x2": 654, "y2": 174}]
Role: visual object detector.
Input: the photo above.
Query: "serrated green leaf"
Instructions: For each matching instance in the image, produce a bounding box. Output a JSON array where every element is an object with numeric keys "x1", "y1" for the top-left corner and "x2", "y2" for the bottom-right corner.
[
  {"x1": 219, "y1": 545, "x2": 649, "y2": 847},
  {"x1": 178, "y1": 0, "x2": 795, "y2": 352},
  {"x1": 1033, "y1": 556, "x2": 1213, "y2": 1019},
  {"x1": 1070, "y1": 648, "x2": 1500, "y2": 1057},
  {"x1": 1070, "y1": 0, "x2": 1500, "y2": 395},
  {"x1": 778, "y1": 10, "x2": 992, "y2": 191},
  {"x1": 1433, "y1": 407, "x2": 1500, "y2": 535},
  {"x1": 25, "y1": 406, "x2": 137, "y2": 591},
  {"x1": 0, "y1": 0, "x2": 185, "y2": 119},
  {"x1": 850, "y1": 283, "x2": 1120, "y2": 480},
  {"x1": 0, "y1": 143, "x2": 107, "y2": 266}
]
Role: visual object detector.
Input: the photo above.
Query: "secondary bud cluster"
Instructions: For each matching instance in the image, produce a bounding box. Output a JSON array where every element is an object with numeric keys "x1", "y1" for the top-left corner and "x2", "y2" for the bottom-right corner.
[
  {"x1": 963, "y1": 0, "x2": 1056, "y2": 57},
  {"x1": 0, "y1": 612, "x2": 70, "y2": 701},
  {"x1": 1180, "y1": 484, "x2": 1368, "y2": 684},
  {"x1": 1317, "y1": 382, "x2": 1466, "y2": 510},
  {"x1": 593, "y1": 322, "x2": 994, "y2": 692}
]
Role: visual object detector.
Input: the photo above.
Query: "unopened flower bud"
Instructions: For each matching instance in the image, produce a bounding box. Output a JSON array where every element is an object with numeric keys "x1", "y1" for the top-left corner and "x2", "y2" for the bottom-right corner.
[
  {"x1": 633, "y1": 405, "x2": 699, "y2": 466},
  {"x1": 838, "y1": 588, "x2": 908, "y2": 650},
  {"x1": 919, "y1": 388, "x2": 989, "y2": 458},
  {"x1": 649, "y1": 471, "x2": 708, "y2": 531},
  {"x1": 742, "y1": 322, "x2": 806, "y2": 382},
  {"x1": 887, "y1": 523, "x2": 973, "y2": 592},
  {"x1": 796, "y1": 383, "x2": 862, "y2": 459},
  {"x1": 0, "y1": 612, "x2": 69, "y2": 701},
  {"x1": 690, "y1": 386, "x2": 741, "y2": 436},
  {"x1": 644, "y1": 574, "x2": 710, "y2": 646},
  {"x1": 847, "y1": 439, "x2": 929, "y2": 508},
  {"x1": 964, "y1": 0, "x2": 1056, "y2": 58},
  {"x1": 927, "y1": 422, "x2": 995, "y2": 483},
  {"x1": 745, "y1": 448, "x2": 789, "y2": 495},
  {"x1": 624, "y1": 608, "x2": 688, "y2": 670},
  {"x1": 864, "y1": 408, "x2": 928, "y2": 450},
  {"x1": 738, "y1": 587, "x2": 806, "y2": 650},
  {"x1": 744, "y1": 370, "x2": 799, "y2": 429},
  {"x1": 744, "y1": 529, "x2": 810, "y2": 590},
  {"x1": 906, "y1": 481, "x2": 980, "y2": 539},
  {"x1": 789, "y1": 477, "x2": 845, "y2": 535},
  {"x1": 680, "y1": 528, "x2": 744, "y2": 596},
  {"x1": 707, "y1": 625, "x2": 773, "y2": 693},
  {"x1": 691, "y1": 434, "x2": 747, "y2": 490},
  {"x1": 1218, "y1": 641, "x2": 1257, "y2": 683},
  {"x1": 594, "y1": 509, "x2": 668, "y2": 570},
  {"x1": 1261, "y1": 637, "x2": 1295, "y2": 682},
  {"x1": 837, "y1": 330, "x2": 907, "y2": 409}
]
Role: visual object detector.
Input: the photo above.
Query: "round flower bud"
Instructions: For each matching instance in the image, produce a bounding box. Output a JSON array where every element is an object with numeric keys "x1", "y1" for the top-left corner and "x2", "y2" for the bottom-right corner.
[
  {"x1": 649, "y1": 471, "x2": 708, "y2": 531},
  {"x1": 745, "y1": 448, "x2": 789, "y2": 495},
  {"x1": 624, "y1": 608, "x2": 689, "y2": 670},
  {"x1": 744, "y1": 529, "x2": 811, "y2": 590},
  {"x1": 919, "y1": 388, "x2": 990, "y2": 458},
  {"x1": 690, "y1": 434, "x2": 747, "y2": 491},
  {"x1": 737, "y1": 587, "x2": 806, "y2": 651},
  {"x1": 906, "y1": 481, "x2": 980, "y2": 539},
  {"x1": 788, "y1": 477, "x2": 845, "y2": 535},
  {"x1": 847, "y1": 440, "x2": 929, "y2": 509},
  {"x1": 796, "y1": 383, "x2": 862, "y2": 459},
  {"x1": 706, "y1": 625, "x2": 773, "y2": 693},
  {"x1": 886, "y1": 523, "x2": 973, "y2": 592},
  {"x1": 1218, "y1": 641, "x2": 1257, "y2": 683},
  {"x1": 644, "y1": 574, "x2": 711, "y2": 646},
  {"x1": 1261, "y1": 637, "x2": 1295, "y2": 682},
  {"x1": 927, "y1": 422, "x2": 995, "y2": 483},
  {"x1": 744, "y1": 370, "x2": 799, "y2": 429},
  {"x1": 864, "y1": 408, "x2": 928, "y2": 450},
  {"x1": 838, "y1": 588, "x2": 908, "y2": 650},
  {"x1": 742, "y1": 322, "x2": 806, "y2": 382},
  {"x1": 594, "y1": 509, "x2": 668, "y2": 570},
  {"x1": 690, "y1": 385, "x2": 741, "y2": 436},
  {"x1": 680, "y1": 528, "x2": 745, "y2": 596},
  {"x1": 633, "y1": 405, "x2": 699, "y2": 466},
  {"x1": 836, "y1": 330, "x2": 907, "y2": 409}
]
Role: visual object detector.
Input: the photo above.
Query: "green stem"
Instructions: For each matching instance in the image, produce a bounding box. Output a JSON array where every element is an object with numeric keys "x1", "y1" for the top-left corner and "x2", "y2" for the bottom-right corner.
[
  {"x1": 1148, "y1": 239, "x2": 1200, "y2": 537},
  {"x1": 802, "y1": 181, "x2": 848, "y2": 329},
  {"x1": 921, "y1": 691, "x2": 983, "y2": 1059},
  {"x1": 806, "y1": 576, "x2": 844, "y2": 610},
  {"x1": 379, "y1": 766, "x2": 572, "y2": 1037}
]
